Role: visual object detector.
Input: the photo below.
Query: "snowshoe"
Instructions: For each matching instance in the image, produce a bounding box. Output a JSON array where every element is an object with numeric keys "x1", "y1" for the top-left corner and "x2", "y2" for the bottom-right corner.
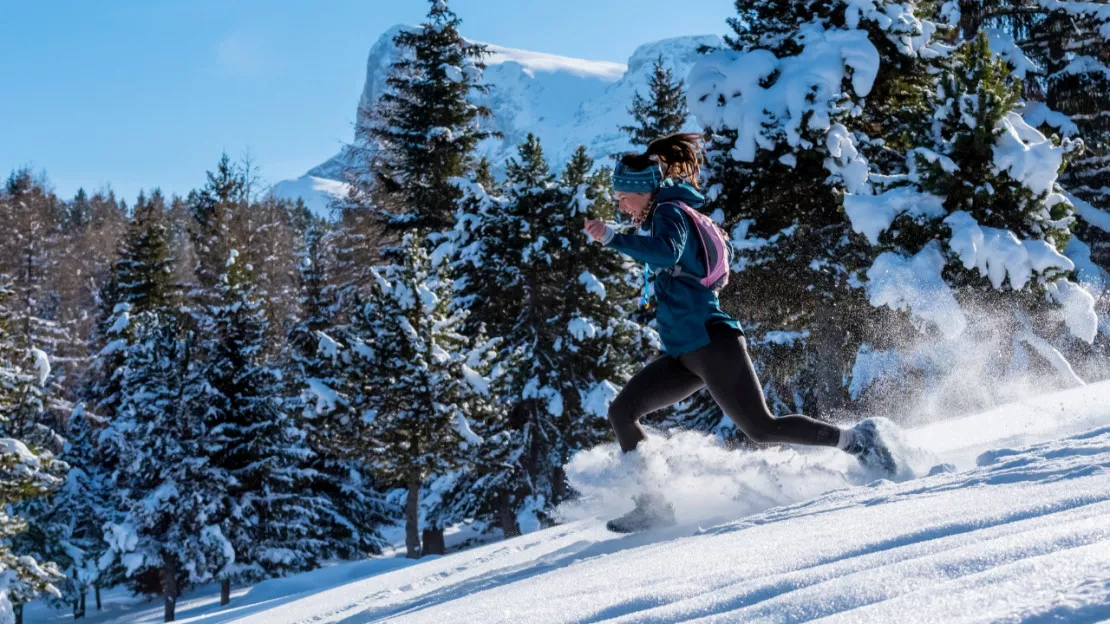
[
  {"x1": 606, "y1": 493, "x2": 676, "y2": 533},
  {"x1": 844, "y1": 419, "x2": 897, "y2": 477}
]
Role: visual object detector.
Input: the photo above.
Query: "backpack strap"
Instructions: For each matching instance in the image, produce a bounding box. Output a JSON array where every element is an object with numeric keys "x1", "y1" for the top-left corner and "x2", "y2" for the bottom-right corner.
[
  {"x1": 652, "y1": 201, "x2": 706, "y2": 282},
  {"x1": 653, "y1": 201, "x2": 732, "y2": 292}
]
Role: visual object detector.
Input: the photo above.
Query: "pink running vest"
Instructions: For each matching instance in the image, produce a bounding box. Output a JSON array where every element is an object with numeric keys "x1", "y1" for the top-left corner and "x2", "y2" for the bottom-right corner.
[{"x1": 658, "y1": 201, "x2": 731, "y2": 292}]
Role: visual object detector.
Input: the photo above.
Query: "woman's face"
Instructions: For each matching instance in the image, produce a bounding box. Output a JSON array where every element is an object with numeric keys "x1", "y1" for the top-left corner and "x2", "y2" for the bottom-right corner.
[{"x1": 614, "y1": 191, "x2": 652, "y2": 222}]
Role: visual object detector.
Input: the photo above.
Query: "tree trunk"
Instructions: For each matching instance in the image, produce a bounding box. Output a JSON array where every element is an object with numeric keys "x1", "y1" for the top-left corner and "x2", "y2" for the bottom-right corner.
[
  {"x1": 73, "y1": 597, "x2": 80, "y2": 619},
  {"x1": 95, "y1": 584, "x2": 102, "y2": 611},
  {"x1": 422, "y1": 527, "x2": 446, "y2": 555},
  {"x1": 163, "y1": 556, "x2": 178, "y2": 622},
  {"x1": 80, "y1": 589, "x2": 86, "y2": 617},
  {"x1": 405, "y1": 468, "x2": 422, "y2": 559},
  {"x1": 499, "y1": 492, "x2": 521, "y2": 538},
  {"x1": 552, "y1": 463, "x2": 567, "y2": 508},
  {"x1": 14, "y1": 603, "x2": 22, "y2": 624},
  {"x1": 221, "y1": 578, "x2": 230, "y2": 606}
]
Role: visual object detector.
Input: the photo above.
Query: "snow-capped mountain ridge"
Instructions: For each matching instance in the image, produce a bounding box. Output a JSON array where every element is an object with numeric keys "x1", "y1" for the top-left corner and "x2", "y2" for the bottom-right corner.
[{"x1": 271, "y1": 26, "x2": 721, "y2": 216}]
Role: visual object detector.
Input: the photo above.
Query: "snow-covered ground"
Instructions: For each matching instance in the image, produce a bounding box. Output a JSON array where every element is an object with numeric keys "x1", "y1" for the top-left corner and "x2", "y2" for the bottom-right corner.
[{"x1": 29, "y1": 381, "x2": 1110, "y2": 623}]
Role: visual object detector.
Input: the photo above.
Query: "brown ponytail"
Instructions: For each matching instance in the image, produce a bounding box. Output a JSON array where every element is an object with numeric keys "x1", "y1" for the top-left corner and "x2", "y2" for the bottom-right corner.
[{"x1": 619, "y1": 132, "x2": 704, "y2": 188}]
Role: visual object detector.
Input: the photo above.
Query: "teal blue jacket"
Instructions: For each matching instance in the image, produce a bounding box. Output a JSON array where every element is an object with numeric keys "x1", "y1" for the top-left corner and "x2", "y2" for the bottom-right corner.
[{"x1": 606, "y1": 179, "x2": 743, "y2": 357}]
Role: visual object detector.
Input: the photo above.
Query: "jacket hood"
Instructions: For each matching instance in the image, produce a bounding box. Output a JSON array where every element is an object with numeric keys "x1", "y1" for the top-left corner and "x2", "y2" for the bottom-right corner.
[{"x1": 654, "y1": 177, "x2": 706, "y2": 210}]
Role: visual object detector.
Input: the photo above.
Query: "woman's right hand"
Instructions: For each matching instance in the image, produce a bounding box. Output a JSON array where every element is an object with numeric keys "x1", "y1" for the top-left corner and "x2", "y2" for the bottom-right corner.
[{"x1": 584, "y1": 219, "x2": 608, "y2": 243}]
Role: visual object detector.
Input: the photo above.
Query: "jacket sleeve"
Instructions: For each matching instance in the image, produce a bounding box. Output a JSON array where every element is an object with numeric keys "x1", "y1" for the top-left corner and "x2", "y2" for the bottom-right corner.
[{"x1": 605, "y1": 205, "x2": 688, "y2": 268}]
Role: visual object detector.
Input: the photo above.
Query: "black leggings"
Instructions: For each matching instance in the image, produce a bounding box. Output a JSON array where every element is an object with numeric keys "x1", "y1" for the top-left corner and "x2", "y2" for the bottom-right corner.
[{"x1": 608, "y1": 324, "x2": 841, "y2": 452}]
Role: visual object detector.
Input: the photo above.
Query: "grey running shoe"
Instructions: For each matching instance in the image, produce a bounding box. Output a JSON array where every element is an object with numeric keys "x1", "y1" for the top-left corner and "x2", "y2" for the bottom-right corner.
[
  {"x1": 844, "y1": 419, "x2": 897, "y2": 477},
  {"x1": 606, "y1": 493, "x2": 676, "y2": 533}
]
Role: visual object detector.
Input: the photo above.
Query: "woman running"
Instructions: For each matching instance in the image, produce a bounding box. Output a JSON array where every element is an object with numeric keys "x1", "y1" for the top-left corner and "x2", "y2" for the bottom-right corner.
[{"x1": 584, "y1": 133, "x2": 895, "y2": 533}]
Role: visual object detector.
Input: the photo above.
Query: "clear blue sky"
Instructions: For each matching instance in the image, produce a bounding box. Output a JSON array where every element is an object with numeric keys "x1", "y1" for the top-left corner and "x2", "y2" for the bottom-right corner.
[{"x1": 2, "y1": 0, "x2": 734, "y2": 203}]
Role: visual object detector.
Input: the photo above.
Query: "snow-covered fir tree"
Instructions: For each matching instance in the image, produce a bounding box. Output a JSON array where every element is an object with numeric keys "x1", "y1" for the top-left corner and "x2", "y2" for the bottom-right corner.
[
  {"x1": 688, "y1": 0, "x2": 946, "y2": 419},
  {"x1": 843, "y1": 34, "x2": 1098, "y2": 412},
  {"x1": 0, "y1": 280, "x2": 66, "y2": 624},
  {"x1": 355, "y1": 0, "x2": 494, "y2": 236},
  {"x1": 98, "y1": 312, "x2": 229, "y2": 623},
  {"x1": 438, "y1": 136, "x2": 572, "y2": 535},
  {"x1": 340, "y1": 234, "x2": 499, "y2": 558},
  {"x1": 286, "y1": 221, "x2": 389, "y2": 560},
  {"x1": 46, "y1": 404, "x2": 106, "y2": 619},
  {"x1": 619, "y1": 55, "x2": 690, "y2": 148},
  {"x1": 80, "y1": 189, "x2": 178, "y2": 607},
  {"x1": 950, "y1": 1, "x2": 1110, "y2": 364},
  {"x1": 0, "y1": 432, "x2": 64, "y2": 624},
  {"x1": 616, "y1": 54, "x2": 692, "y2": 326},
  {"x1": 187, "y1": 154, "x2": 244, "y2": 300},
  {"x1": 547, "y1": 147, "x2": 657, "y2": 475},
  {"x1": 83, "y1": 191, "x2": 176, "y2": 429},
  {"x1": 193, "y1": 249, "x2": 316, "y2": 603}
]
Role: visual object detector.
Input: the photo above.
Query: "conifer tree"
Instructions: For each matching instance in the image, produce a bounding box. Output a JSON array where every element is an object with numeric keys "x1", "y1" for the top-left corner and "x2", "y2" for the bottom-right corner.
[
  {"x1": 547, "y1": 147, "x2": 656, "y2": 480},
  {"x1": 342, "y1": 234, "x2": 498, "y2": 558},
  {"x1": 953, "y1": 1, "x2": 1110, "y2": 354},
  {"x1": 85, "y1": 195, "x2": 218, "y2": 620},
  {"x1": 193, "y1": 250, "x2": 315, "y2": 603},
  {"x1": 48, "y1": 404, "x2": 105, "y2": 619},
  {"x1": 842, "y1": 35, "x2": 1094, "y2": 410},
  {"x1": 435, "y1": 136, "x2": 564, "y2": 535},
  {"x1": 187, "y1": 154, "x2": 244, "y2": 297},
  {"x1": 0, "y1": 280, "x2": 66, "y2": 624},
  {"x1": 617, "y1": 55, "x2": 692, "y2": 324},
  {"x1": 620, "y1": 55, "x2": 689, "y2": 147},
  {"x1": 690, "y1": 0, "x2": 943, "y2": 417},
  {"x1": 286, "y1": 222, "x2": 389, "y2": 561},
  {"x1": 358, "y1": 0, "x2": 494, "y2": 235},
  {"x1": 98, "y1": 313, "x2": 230, "y2": 623},
  {"x1": 84, "y1": 191, "x2": 176, "y2": 443},
  {"x1": 0, "y1": 432, "x2": 64, "y2": 624}
]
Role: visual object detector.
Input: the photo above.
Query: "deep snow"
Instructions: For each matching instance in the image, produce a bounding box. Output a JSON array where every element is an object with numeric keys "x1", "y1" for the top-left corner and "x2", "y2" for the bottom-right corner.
[{"x1": 28, "y1": 380, "x2": 1110, "y2": 623}]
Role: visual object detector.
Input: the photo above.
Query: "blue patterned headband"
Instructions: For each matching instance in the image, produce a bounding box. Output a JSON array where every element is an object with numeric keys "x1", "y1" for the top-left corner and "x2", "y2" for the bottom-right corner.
[{"x1": 612, "y1": 160, "x2": 663, "y2": 193}]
